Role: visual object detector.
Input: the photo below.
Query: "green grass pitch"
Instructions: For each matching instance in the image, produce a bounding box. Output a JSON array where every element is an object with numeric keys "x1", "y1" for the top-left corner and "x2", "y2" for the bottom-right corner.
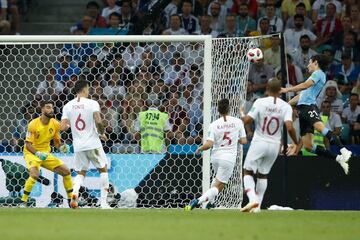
[{"x1": 0, "y1": 209, "x2": 359, "y2": 240}]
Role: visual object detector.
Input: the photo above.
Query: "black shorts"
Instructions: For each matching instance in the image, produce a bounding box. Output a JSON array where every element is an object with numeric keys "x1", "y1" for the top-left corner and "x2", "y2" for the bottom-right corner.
[{"x1": 297, "y1": 104, "x2": 322, "y2": 136}]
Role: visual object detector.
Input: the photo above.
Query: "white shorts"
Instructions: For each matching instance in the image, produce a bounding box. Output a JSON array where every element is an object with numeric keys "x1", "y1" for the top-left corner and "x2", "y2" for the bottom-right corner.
[
  {"x1": 74, "y1": 147, "x2": 108, "y2": 172},
  {"x1": 211, "y1": 159, "x2": 236, "y2": 184},
  {"x1": 244, "y1": 141, "x2": 280, "y2": 174}
]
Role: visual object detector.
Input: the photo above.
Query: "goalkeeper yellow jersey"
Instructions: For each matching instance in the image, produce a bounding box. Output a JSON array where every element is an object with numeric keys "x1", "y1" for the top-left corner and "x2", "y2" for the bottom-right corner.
[{"x1": 24, "y1": 117, "x2": 60, "y2": 154}]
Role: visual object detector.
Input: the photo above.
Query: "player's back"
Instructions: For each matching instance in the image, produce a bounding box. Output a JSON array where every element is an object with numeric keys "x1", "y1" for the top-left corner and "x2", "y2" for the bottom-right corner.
[
  {"x1": 249, "y1": 96, "x2": 292, "y2": 143},
  {"x1": 62, "y1": 97, "x2": 102, "y2": 152},
  {"x1": 209, "y1": 116, "x2": 245, "y2": 161}
]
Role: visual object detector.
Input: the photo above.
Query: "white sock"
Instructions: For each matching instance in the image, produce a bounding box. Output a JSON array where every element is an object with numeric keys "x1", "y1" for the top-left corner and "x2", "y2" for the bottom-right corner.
[
  {"x1": 244, "y1": 175, "x2": 257, "y2": 203},
  {"x1": 255, "y1": 178, "x2": 268, "y2": 208},
  {"x1": 100, "y1": 172, "x2": 109, "y2": 205},
  {"x1": 72, "y1": 174, "x2": 84, "y2": 196},
  {"x1": 198, "y1": 187, "x2": 219, "y2": 204}
]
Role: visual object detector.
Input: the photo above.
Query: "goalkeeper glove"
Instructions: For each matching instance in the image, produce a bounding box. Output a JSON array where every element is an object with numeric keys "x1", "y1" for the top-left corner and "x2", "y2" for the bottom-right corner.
[
  {"x1": 35, "y1": 151, "x2": 48, "y2": 161},
  {"x1": 59, "y1": 144, "x2": 70, "y2": 154}
]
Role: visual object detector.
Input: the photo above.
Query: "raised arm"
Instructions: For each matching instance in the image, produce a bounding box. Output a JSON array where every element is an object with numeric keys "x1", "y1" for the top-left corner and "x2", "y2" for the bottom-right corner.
[{"x1": 281, "y1": 79, "x2": 314, "y2": 93}]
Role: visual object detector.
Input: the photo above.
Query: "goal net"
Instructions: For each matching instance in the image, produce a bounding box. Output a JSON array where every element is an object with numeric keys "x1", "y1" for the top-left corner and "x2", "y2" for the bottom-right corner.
[{"x1": 0, "y1": 35, "x2": 266, "y2": 208}]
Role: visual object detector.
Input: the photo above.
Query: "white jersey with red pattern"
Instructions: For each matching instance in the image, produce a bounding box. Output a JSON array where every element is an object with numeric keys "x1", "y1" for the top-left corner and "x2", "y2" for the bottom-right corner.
[
  {"x1": 61, "y1": 97, "x2": 102, "y2": 152},
  {"x1": 207, "y1": 116, "x2": 246, "y2": 162}
]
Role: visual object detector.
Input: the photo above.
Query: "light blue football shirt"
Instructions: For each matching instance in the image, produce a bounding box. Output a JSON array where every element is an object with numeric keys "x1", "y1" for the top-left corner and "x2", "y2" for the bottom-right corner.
[{"x1": 297, "y1": 70, "x2": 326, "y2": 106}]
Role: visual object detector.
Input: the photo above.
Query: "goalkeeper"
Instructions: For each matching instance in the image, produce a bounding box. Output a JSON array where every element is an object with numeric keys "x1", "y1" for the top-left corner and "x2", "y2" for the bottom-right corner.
[{"x1": 21, "y1": 100, "x2": 73, "y2": 206}]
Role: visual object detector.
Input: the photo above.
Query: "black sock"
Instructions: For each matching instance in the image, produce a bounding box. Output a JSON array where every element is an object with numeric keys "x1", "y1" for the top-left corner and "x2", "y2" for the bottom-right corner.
[
  {"x1": 314, "y1": 145, "x2": 337, "y2": 161},
  {"x1": 325, "y1": 131, "x2": 344, "y2": 148}
]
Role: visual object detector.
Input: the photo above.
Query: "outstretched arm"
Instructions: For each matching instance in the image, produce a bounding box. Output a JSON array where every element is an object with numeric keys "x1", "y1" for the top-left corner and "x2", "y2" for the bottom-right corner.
[
  {"x1": 288, "y1": 94, "x2": 300, "y2": 106},
  {"x1": 281, "y1": 79, "x2": 314, "y2": 93}
]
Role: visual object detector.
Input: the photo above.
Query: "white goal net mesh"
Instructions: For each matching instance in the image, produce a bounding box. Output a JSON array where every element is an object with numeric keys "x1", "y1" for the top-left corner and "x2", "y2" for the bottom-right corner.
[{"x1": 0, "y1": 35, "x2": 267, "y2": 208}]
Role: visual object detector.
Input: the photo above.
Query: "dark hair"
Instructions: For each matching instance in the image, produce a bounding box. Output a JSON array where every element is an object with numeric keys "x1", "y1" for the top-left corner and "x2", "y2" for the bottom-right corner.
[
  {"x1": 218, "y1": 98, "x2": 230, "y2": 115},
  {"x1": 296, "y1": 2, "x2": 306, "y2": 9},
  {"x1": 294, "y1": 14, "x2": 304, "y2": 21},
  {"x1": 300, "y1": 34, "x2": 310, "y2": 41},
  {"x1": 267, "y1": 78, "x2": 281, "y2": 94},
  {"x1": 40, "y1": 100, "x2": 53, "y2": 108},
  {"x1": 86, "y1": 1, "x2": 100, "y2": 9},
  {"x1": 74, "y1": 80, "x2": 89, "y2": 94},
  {"x1": 182, "y1": 0, "x2": 193, "y2": 7},
  {"x1": 311, "y1": 54, "x2": 330, "y2": 71},
  {"x1": 109, "y1": 12, "x2": 121, "y2": 20}
]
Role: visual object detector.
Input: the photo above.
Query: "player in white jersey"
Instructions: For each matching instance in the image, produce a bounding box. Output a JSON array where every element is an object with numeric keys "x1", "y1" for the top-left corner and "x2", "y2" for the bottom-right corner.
[
  {"x1": 240, "y1": 78, "x2": 300, "y2": 212},
  {"x1": 60, "y1": 80, "x2": 112, "y2": 209},
  {"x1": 185, "y1": 99, "x2": 247, "y2": 211}
]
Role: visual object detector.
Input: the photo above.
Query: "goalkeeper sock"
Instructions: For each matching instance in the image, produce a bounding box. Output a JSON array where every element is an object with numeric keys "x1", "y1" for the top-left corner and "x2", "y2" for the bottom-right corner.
[
  {"x1": 244, "y1": 175, "x2": 258, "y2": 203},
  {"x1": 22, "y1": 176, "x2": 37, "y2": 202},
  {"x1": 72, "y1": 174, "x2": 85, "y2": 196},
  {"x1": 100, "y1": 172, "x2": 109, "y2": 205},
  {"x1": 255, "y1": 178, "x2": 267, "y2": 208},
  {"x1": 198, "y1": 187, "x2": 219, "y2": 204},
  {"x1": 63, "y1": 174, "x2": 73, "y2": 199}
]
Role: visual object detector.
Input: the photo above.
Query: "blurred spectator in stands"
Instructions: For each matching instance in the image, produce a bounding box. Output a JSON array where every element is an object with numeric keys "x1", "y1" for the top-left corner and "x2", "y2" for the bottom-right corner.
[
  {"x1": 163, "y1": 14, "x2": 188, "y2": 35},
  {"x1": 257, "y1": 4, "x2": 283, "y2": 33},
  {"x1": 264, "y1": 35, "x2": 281, "y2": 70},
  {"x1": 209, "y1": 2, "x2": 225, "y2": 33},
  {"x1": 285, "y1": 2, "x2": 313, "y2": 31},
  {"x1": 284, "y1": 14, "x2": 317, "y2": 53},
  {"x1": 166, "y1": 92, "x2": 189, "y2": 145},
  {"x1": 183, "y1": 42, "x2": 203, "y2": 66},
  {"x1": 352, "y1": 74, "x2": 360, "y2": 95},
  {"x1": 100, "y1": 101, "x2": 121, "y2": 152},
  {"x1": 320, "y1": 100, "x2": 342, "y2": 136},
  {"x1": 6, "y1": 0, "x2": 20, "y2": 34},
  {"x1": 333, "y1": 16, "x2": 358, "y2": 50},
  {"x1": 317, "y1": 80, "x2": 344, "y2": 114},
  {"x1": 207, "y1": 0, "x2": 228, "y2": 20},
  {"x1": 54, "y1": 53, "x2": 80, "y2": 84},
  {"x1": 14, "y1": 105, "x2": 36, "y2": 140},
  {"x1": 179, "y1": 0, "x2": 200, "y2": 34},
  {"x1": 82, "y1": 54, "x2": 106, "y2": 81},
  {"x1": 248, "y1": 58, "x2": 274, "y2": 96},
  {"x1": 333, "y1": 32, "x2": 360, "y2": 64},
  {"x1": 86, "y1": 1, "x2": 107, "y2": 28},
  {"x1": 283, "y1": 53, "x2": 304, "y2": 86},
  {"x1": 103, "y1": 72, "x2": 126, "y2": 100},
  {"x1": 281, "y1": 0, "x2": 311, "y2": 24},
  {"x1": 182, "y1": 85, "x2": 202, "y2": 143},
  {"x1": 122, "y1": 42, "x2": 144, "y2": 70},
  {"x1": 118, "y1": 0, "x2": 136, "y2": 31},
  {"x1": 108, "y1": 12, "x2": 121, "y2": 29},
  {"x1": 249, "y1": 18, "x2": 272, "y2": 49},
  {"x1": 291, "y1": 34, "x2": 318, "y2": 78},
  {"x1": 320, "y1": 100, "x2": 343, "y2": 149},
  {"x1": 59, "y1": 74, "x2": 77, "y2": 102},
  {"x1": 342, "y1": 93, "x2": 360, "y2": 142},
  {"x1": 189, "y1": 64, "x2": 203, "y2": 99},
  {"x1": 102, "y1": 0, "x2": 121, "y2": 22},
  {"x1": 315, "y1": 3, "x2": 343, "y2": 46},
  {"x1": 258, "y1": 0, "x2": 282, "y2": 19},
  {"x1": 72, "y1": 15, "x2": 94, "y2": 34},
  {"x1": 353, "y1": 113, "x2": 360, "y2": 144},
  {"x1": 236, "y1": 3, "x2": 256, "y2": 37},
  {"x1": 164, "y1": 51, "x2": 190, "y2": 88},
  {"x1": 331, "y1": 52, "x2": 360, "y2": 94},
  {"x1": 348, "y1": 4, "x2": 360, "y2": 35},
  {"x1": 162, "y1": 0, "x2": 180, "y2": 29},
  {"x1": 194, "y1": 15, "x2": 219, "y2": 37},
  {"x1": 61, "y1": 41, "x2": 95, "y2": 68},
  {"x1": 231, "y1": 0, "x2": 258, "y2": 19},
  {"x1": 0, "y1": 19, "x2": 10, "y2": 34},
  {"x1": 218, "y1": 14, "x2": 239, "y2": 37},
  {"x1": 137, "y1": 50, "x2": 162, "y2": 76},
  {"x1": 312, "y1": 0, "x2": 341, "y2": 22},
  {"x1": 36, "y1": 68, "x2": 65, "y2": 100}
]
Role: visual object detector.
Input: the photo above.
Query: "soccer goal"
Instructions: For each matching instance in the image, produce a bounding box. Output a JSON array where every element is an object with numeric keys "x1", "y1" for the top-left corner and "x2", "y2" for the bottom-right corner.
[{"x1": 0, "y1": 35, "x2": 266, "y2": 208}]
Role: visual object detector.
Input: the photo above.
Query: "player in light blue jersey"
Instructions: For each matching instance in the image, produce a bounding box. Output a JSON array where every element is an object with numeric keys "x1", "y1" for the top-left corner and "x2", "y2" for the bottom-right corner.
[{"x1": 281, "y1": 54, "x2": 352, "y2": 174}]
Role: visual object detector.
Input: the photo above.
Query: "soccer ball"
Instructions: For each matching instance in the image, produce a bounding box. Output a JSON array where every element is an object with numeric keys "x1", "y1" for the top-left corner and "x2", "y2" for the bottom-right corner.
[{"x1": 247, "y1": 47, "x2": 263, "y2": 63}]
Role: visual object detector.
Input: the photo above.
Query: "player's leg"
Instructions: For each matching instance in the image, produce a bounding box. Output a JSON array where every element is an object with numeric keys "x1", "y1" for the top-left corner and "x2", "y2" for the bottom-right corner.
[
  {"x1": 302, "y1": 133, "x2": 349, "y2": 174},
  {"x1": 240, "y1": 169, "x2": 259, "y2": 212},
  {"x1": 254, "y1": 173, "x2": 267, "y2": 212},
  {"x1": 313, "y1": 121, "x2": 352, "y2": 162},
  {"x1": 71, "y1": 151, "x2": 90, "y2": 208},
  {"x1": 90, "y1": 148, "x2": 111, "y2": 209},
  {"x1": 22, "y1": 153, "x2": 42, "y2": 205}
]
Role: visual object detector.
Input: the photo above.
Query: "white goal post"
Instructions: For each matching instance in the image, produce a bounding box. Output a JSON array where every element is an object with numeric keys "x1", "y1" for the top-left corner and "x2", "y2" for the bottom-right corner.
[{"x1": 0, "y1": 35, "x2": 257, "y2": 208}]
